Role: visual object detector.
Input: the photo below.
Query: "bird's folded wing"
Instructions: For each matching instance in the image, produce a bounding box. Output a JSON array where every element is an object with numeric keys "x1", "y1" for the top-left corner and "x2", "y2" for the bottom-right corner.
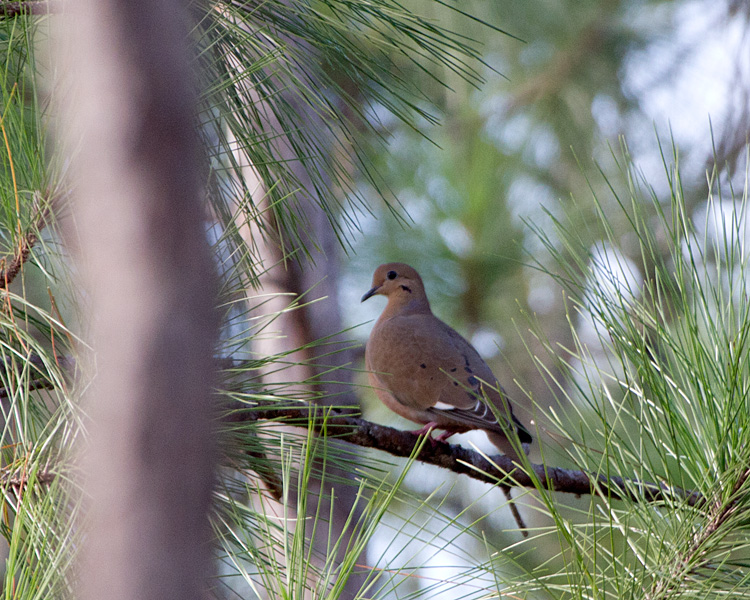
[{"x1": 426, "y1": 393, "x2": 532, "y2": 442}]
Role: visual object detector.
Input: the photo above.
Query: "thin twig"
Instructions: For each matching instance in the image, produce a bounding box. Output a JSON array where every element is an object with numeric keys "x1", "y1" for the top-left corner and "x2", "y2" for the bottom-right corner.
[
  {"x1": 243, "y1": 445, "x2": 284, "y2": 501},
  {"x1": 0, "y1": 353, "x2": 64, "y2": 400},
  {"x1": 0, "y1": 190, "x2": 56, "y2": 290},
  {"x1": 1, "y1": 466, "x2": 55, "y2": 491}
]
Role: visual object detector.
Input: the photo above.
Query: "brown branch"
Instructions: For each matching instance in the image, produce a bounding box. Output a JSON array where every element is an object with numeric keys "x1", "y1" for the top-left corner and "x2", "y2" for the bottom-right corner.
[{"x1": 227, "y1": 400, "x2": 704, "y2": 508}]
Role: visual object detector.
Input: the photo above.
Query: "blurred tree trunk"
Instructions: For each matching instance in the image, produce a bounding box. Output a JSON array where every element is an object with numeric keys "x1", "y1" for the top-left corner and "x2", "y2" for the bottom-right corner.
[
  {"x1": 59, "y1": 2, "x2": 218, "y2": 600},
  {"x1": 238, "y1": 133, "x2": 366, "y2": 600},
  {"x1": 233, "y1": 50, "x2": 366, "y2": 600}
]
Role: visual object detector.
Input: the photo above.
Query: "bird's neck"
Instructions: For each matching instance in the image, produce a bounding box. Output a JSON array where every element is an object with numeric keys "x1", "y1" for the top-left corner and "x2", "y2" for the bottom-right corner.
[{"x1": 381, "y1": 295, "x2": 432, "y2": 319}]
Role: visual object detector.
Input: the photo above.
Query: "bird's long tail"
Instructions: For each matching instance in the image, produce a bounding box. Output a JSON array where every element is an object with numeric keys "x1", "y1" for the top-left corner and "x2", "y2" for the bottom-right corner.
[
  {"x1": 485, "y1": 430, "x2": 529, "y2": 537},
  {"x1": 502, "y1": 486, "x2": 528, "y2": 537}
]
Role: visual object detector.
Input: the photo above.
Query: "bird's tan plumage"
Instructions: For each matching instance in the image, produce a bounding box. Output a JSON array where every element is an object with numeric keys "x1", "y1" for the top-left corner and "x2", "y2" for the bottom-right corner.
[{"x1": 362, "y1": 262, "x2": 532, "y2": 461}]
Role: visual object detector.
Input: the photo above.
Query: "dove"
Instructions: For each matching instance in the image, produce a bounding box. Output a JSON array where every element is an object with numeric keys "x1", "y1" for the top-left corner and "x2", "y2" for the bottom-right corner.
[{"x1": 361, "y1": 262, "x2": 532, "y2": 462}]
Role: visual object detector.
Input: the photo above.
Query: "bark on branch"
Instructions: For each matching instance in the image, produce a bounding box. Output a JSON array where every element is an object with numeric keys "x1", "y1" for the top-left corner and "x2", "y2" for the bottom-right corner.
[{"x1": 227, "y1": 400, "x2": 704, "y2": 508}]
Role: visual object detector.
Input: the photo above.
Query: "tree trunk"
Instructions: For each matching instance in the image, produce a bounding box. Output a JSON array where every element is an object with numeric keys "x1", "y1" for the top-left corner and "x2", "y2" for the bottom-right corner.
[
  {"x1": 230, "y1": 59, "x2": 366, "y2": 600},
  {"x1": 58, "y1": 2, "x2": 218, "y2": 600}
]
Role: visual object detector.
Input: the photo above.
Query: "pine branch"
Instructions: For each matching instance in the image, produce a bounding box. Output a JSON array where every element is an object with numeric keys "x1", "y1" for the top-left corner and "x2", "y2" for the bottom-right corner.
[{"x1": 227, "y1": 399, "x2": 704, "y2": 507}]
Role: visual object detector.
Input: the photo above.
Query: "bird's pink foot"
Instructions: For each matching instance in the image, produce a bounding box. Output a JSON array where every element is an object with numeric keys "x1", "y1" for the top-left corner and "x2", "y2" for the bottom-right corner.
[
  {"x1": 410, "y1": 422, "x2": 438, "y2": 437},
  {"x1": 410, "y1": 422, "x2": 439, "y2": 446}
]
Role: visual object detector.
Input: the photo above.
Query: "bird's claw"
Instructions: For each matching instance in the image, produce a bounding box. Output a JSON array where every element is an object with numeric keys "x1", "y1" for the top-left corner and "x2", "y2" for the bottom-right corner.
[
  {"x1": 410, "y1": 424, "x2": 457, "y2": 448},
  {"x1": 410, "y1": 422, "x2": 437, "y2": 435},
  {"x1": 410, "y1": 422, "x2": 439, "y2": 446}
]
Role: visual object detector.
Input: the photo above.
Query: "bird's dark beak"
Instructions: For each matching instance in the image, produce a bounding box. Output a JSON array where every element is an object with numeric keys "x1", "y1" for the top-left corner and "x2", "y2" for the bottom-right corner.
[{"x1": 361, "y1": 285, "x2": 381, "y2": 302}]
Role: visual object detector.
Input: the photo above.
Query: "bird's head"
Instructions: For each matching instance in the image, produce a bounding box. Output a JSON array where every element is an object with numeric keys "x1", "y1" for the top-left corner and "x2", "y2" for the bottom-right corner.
[{"x1": 361, "y1": 263, "x2": 429, "y2": 309}]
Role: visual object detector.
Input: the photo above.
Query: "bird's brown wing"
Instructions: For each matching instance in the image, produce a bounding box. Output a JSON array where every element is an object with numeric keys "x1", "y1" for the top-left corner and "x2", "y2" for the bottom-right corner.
[{"x1": 424, "y1": 319, "x2": 531, "y2": 442}]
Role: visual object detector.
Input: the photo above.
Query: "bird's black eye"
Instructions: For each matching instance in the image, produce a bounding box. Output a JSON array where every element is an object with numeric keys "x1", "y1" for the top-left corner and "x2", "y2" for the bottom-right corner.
[{"x1": 386, "y1": 270, "x2": 397, "y2": 280}]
